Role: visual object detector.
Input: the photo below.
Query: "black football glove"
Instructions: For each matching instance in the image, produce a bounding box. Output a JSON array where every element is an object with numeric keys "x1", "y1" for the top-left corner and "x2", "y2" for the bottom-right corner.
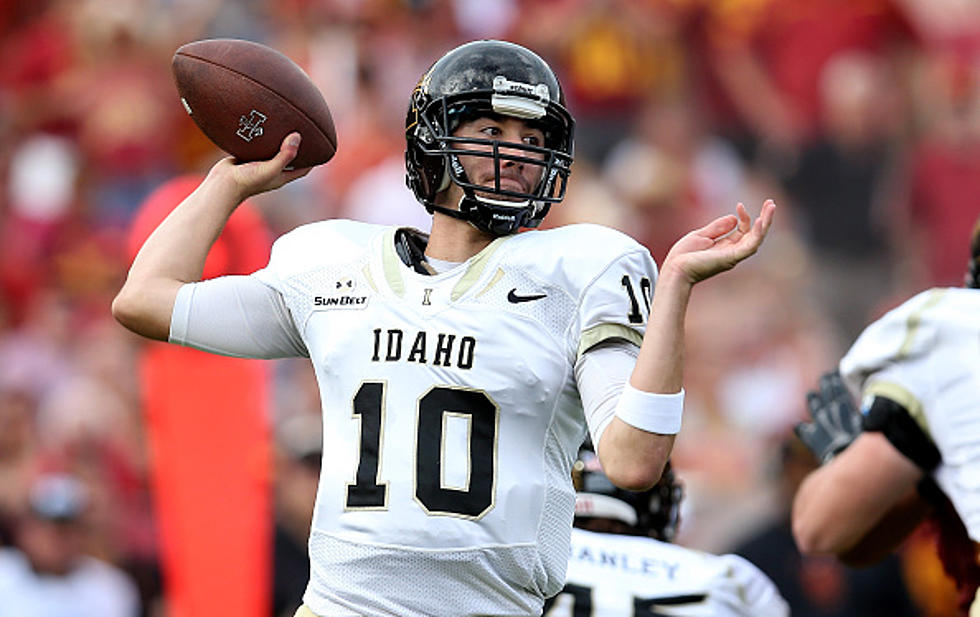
[{"x1": 794, "y1": 370, "x2": 864, "y2": 464}]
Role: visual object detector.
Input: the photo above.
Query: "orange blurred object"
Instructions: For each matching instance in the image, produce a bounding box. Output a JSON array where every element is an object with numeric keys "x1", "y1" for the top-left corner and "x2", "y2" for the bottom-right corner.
[{"x1": 128, "y1": 176, "x2": 274, "y2": 617}]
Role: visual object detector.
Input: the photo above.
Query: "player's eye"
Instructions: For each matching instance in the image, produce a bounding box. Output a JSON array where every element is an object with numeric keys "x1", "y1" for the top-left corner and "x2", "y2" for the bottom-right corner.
[
  {"x1": 522, "y1": 134, "x2": 543, "y2": 147},
  {"x1": 480, "y1": 125, "x2": 503, "y2": 138}
]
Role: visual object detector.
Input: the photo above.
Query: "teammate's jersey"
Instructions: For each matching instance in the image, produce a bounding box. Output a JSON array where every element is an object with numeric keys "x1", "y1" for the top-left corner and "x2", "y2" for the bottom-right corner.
[
  {"x1": 543, "y1": 528, "x2": 789, "y2": 617},
  {"x1": 177, "y1": 220, "x2": 657, "y2": 617},
  {"x1": 840, "y1": 287, "x2": 980, "y2": 541}
]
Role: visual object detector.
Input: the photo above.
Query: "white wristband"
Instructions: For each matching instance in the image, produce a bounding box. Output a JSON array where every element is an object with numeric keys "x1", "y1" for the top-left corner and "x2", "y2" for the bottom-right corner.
[{"x1": 614, "y1": 384, "x2": 684, "y2": 435}]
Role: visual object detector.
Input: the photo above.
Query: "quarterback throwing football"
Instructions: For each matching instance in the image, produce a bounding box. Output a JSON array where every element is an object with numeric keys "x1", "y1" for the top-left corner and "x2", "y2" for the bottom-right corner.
[{"x1": 114, "y1": 40, "x2": 775, "y2": 617}]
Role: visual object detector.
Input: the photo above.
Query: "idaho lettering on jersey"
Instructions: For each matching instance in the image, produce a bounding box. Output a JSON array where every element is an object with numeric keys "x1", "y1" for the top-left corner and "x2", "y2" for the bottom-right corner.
[{"x1": 371, "y1": 328, "x2": 476, "y2": 370}]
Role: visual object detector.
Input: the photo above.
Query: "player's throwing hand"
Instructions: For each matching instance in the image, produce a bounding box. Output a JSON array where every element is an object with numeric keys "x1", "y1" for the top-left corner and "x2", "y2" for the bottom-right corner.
[{"x1": 208, "y1": 132, "x2": 313, "y2": 202}]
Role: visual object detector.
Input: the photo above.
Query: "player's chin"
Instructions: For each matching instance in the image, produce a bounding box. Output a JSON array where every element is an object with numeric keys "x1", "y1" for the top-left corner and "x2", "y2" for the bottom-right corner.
[{"x1": 475, "y1": 187, "x2": 529, "y2": 202}]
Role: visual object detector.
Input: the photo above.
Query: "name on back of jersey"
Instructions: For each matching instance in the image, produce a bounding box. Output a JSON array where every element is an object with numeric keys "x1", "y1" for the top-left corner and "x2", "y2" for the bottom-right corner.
[{"x1": 572, "y1": 543, "x2": 680, "y2": 580}]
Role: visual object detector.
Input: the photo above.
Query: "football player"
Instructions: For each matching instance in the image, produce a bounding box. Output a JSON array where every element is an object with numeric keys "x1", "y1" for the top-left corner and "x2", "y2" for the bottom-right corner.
[
  {"x1": 792, "y1": 215, "x2": 980, "y2": 616},
  {"x1": 113, "y1": 39, "x2": 775, "y2": 617},
  {"x1": 544, "y1": 447, "x2": 790, "y2": 617}
]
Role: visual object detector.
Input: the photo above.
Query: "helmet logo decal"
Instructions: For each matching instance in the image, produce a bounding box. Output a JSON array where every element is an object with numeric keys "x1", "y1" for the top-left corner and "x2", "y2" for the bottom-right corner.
[
  {"x1": 492, "y1": 75, "x2": 550, "y2": 119},
  {"x1": 492, "y1": 75, "x2": 551, "y2": 103}
]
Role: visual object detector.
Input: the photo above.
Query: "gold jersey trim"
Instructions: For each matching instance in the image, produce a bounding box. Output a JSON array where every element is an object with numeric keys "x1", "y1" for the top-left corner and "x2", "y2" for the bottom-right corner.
[
  {"x1": 380, "y1": 228, "x2": 406, "y2": 298},
  {"x1": 578, "y1": 323, "x2": 643, "y2": 359},
  {"x1": 897, "y1": 288, "x2": 947, "y2": 359},
  {"x1": 451, "y1": 237, "x2": 507, "y2": 302},
  {"x1": 475, "y1": 268, "x2": 506, "y2": 298}
]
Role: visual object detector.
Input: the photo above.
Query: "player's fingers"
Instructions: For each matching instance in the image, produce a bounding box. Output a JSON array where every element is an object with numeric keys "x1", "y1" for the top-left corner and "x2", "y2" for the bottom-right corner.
[
  {"x1": 736, "y1": 202, "x2": 750, "y2": 233},
  {"x1": 761, "y1": 199, "x2": 776, "y2": 227},
  {"x1": 818, "y1": 372, "x2": 832, "y2": 393},
  {"x1": 750, "y1": 199, "x2": 776, "y2": 238},
  {"x1": 727, "y1": 216, "x2": 769, "y2": 260},
  {"x1": 274, "y1": 132, "x2": 302, "y2": 167},
  {"x1": 821, "y1": 371, "x2": 846, "y2": 400},
  {"x1": 742, "y1": 200, "x2": 774, "y2": 240},
  {"x1": 794, "y1": 423, "x2": 824, "y2": 457},
  {"x1": 828, "y1": 370, "x2": 845, "y2": 390},
  {"x1": 806, "y1": 391, "x2": 822, "y2": 416},
  {"x1": 698, "y1": 214, "x2": 738, "y2": 240}
]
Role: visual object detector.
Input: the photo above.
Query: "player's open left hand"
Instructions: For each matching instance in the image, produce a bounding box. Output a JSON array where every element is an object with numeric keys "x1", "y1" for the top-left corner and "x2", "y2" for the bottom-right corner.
[
  {"x1": 207, "y1": 132, "x2": 313, "y2": 202},
  {"x1": 662, "y1": 199, "x2": 776, "y2": 284}
]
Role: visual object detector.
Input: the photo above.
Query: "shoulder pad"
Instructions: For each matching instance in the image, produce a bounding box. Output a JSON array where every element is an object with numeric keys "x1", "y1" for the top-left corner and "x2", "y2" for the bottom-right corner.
[
  {"x1": 502, "y1": 224, "x2": 656, "y2": 293},
  {"x1": 266, "y1": 219, "x2": 388, "y2": 278}
]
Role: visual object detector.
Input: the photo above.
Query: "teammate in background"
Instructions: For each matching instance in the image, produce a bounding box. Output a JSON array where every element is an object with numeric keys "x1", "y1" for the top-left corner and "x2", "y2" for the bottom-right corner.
[
  {"x1": 792, "y1": 216, "x2": 980, "y2": 616},
  {"x1": 112, "y1": 39, "x2": 775, "y2": 617},
  {"x1": 544, "y1": 447, "x2": 789, "y2": 617}
]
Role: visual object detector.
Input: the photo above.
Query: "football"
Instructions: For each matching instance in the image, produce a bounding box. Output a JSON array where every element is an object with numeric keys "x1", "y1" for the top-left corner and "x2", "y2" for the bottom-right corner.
[{"x1": 172, "y1": 38, "x2": 337, "y2": 168}]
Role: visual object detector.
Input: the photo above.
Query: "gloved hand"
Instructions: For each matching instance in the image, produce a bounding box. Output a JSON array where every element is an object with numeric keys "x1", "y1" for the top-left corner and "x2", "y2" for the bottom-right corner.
[{"x1": 794, "y1": 370, "x2": 864, "y2": 464}]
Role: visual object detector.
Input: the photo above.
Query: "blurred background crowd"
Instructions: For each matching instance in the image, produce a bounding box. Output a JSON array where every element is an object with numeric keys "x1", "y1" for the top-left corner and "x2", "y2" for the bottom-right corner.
[{"x1": 0, "y1": 0, "x2": 976, "y2": 615}]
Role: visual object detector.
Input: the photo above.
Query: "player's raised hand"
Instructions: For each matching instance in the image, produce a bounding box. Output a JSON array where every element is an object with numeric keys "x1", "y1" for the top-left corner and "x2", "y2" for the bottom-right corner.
[
  {"x1": 208, "y1": 132, "x2": 313, "y2": 201},
  {"x1": 661, "y1": 199, "x2": 776, "y2": 284}
]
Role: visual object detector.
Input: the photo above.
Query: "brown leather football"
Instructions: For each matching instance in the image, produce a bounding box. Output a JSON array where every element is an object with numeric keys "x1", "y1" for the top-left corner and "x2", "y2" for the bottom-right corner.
[{"x1": 172, "y1": 38, "x2": 337, "y2": 168}]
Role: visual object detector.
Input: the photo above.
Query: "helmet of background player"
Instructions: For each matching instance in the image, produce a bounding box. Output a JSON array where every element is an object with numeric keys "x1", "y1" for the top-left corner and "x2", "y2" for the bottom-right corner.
[
  {"x1": 572, "y1": 447, "x2": 683, "y2": 542},
  {"x1": 967, "y1": 215, "x2": 980, "y2": 289},
  {"x1": 404, "y1": 39, "x2": 575, "y2": 236}
]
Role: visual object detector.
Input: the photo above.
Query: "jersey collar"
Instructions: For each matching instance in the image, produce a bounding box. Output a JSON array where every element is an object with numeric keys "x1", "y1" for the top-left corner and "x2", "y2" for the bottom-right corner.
[{"x1": 379, "y1": 227, "x2": 508, "y2": 300}]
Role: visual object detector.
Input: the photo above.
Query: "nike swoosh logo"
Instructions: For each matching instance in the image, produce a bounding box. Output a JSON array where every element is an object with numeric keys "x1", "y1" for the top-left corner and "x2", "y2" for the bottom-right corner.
[{"x1": 507, "y1": 288, "x2": 547, "y2": 303}]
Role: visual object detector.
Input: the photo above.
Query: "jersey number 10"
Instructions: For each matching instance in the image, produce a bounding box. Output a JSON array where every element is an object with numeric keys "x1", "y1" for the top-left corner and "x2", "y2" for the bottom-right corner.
[
  {"x1": 622, "y1": 275, "x2": 652, "y2": 324},
  {"x1": 345, "y1": 381, "x2": 499, "y2": 519}
]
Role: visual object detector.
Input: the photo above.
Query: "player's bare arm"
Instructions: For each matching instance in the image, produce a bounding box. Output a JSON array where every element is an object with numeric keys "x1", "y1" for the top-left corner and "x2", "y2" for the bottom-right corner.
[
  {"x1": 599, "y1": 200, "x2": 776, "y2": 489},
  {"x1": 836, "y1": 490, "x2": 932, "y2": 567},
  {"x1": 792, "y1": 431, "x2": 923, "y2": 555},
  {"x1": 112, "y1": 133, "x2": 310, "y2": 341}
]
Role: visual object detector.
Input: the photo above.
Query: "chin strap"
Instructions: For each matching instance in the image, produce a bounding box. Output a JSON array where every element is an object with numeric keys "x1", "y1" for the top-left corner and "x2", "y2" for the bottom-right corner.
[
  {"x1": 394, "y1": 228, "x2": 434, "y2": 275},
  {"x1": 426, "y1": 202, "x2": 469, "y2": 222},
  {"x1": 426, "y1": 192, "x2": 537, "y2": 237}
]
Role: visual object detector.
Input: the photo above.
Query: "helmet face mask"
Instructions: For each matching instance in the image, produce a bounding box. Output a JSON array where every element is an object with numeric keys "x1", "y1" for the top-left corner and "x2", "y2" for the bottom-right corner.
[{"x1": 405, "y1": 40, "x2": 574, "y2": 236}]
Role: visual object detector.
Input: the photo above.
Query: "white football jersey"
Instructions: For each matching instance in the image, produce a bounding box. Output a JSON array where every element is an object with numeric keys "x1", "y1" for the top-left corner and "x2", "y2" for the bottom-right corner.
[
  {"x1": 188, "y1": 220, "x2": 656, "y2": 617},
  {"x1": 543, "y1": 528, "x2": 789, "y2": 617},
  {"x1": 840, "y1": 287, "x2": 980, "y2": 541}
]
